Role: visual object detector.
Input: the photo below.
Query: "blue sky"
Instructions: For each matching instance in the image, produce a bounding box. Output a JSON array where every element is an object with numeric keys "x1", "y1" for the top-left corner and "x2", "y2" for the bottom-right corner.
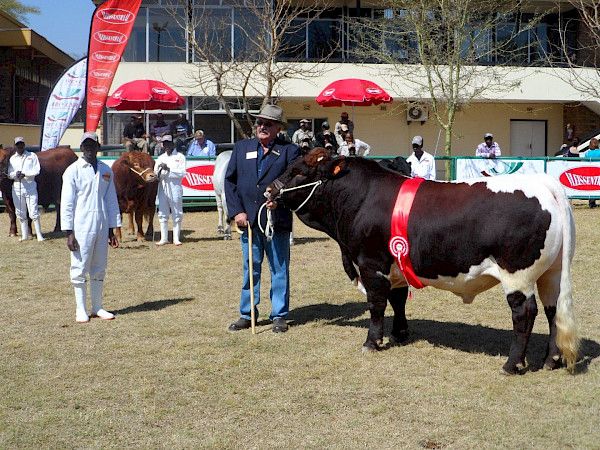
[{"x1": 24, "y1": 0, "x2": 96, "y2": 58}]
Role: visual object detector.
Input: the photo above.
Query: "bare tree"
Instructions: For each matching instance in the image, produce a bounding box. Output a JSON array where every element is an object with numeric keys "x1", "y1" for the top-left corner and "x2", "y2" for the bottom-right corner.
[
  {"x1": 0, "y1": 0, "x2": 40, "y2": 24},
  {"x1": 165, "y1": 0, "x2": 336, "y2": 139},
  {"x1": 352, "y1": 0, "x2": 547, "y2": 174}
]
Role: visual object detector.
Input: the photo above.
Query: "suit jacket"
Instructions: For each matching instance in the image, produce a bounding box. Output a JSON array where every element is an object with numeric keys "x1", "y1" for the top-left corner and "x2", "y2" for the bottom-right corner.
[{"x1": 225, "y1": 138, "x2": 300, "y2": 232}]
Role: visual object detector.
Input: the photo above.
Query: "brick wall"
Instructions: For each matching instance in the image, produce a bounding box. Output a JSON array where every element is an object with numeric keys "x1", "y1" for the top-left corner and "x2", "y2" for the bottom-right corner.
[{"x1": 563, "y1": 103, "x2": 600, "y2": 143}]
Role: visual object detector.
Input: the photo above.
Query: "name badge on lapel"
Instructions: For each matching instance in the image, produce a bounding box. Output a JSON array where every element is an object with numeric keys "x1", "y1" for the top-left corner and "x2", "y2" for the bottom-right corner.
[
  {"x1": 272, "y1": 150, "x2": 280, "y2": 156},
  {"x1": 246, "y1": 151, "x2": 257, "y2": 159}
]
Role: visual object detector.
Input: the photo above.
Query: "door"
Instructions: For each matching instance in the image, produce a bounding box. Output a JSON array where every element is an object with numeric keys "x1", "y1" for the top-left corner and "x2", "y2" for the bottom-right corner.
[{"x1": 510, "y1": 120, "x2": 547, "y2": 156}]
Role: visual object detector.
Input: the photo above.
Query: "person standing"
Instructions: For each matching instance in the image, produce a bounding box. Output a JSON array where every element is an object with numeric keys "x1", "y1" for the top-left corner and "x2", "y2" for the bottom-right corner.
[
  {"x1": 407, "y1": 135, "x2": 436, "y2": 180},
  {"x1": 154, "y1": 135, "x2": 186, "y2": 246},
  {"x1": 334, "y1": 111, "x2": 354, "y2": 146},
  {"x1": 8, "y1": 137, "x2": 44, "y2": 241},
  {"x1": 314, "y1": 121, "x2": 338, "y2": 154},
  {"x1": 475, "y1": 133, "x2": 501, "y2": 158},
  {"x1": 338, "y1": 132, "x2": 370, "y2": 157},
  {"x1": 61, "y1": 132, "x2": 121, "y2": 323},
  {"x1": 187, "y1": 130, "x2": 216, "y2": 157},
  {"x1": 123, "y1": 115, "x2": 148, "y2": 153},
  {"x1": 170, "y1": 113, "x2": 192, "y2": 154},
  {"x1": 225, "y1": 104, "x2": 300, "y2": 333},
  {"x1": 292, "y1": 119, "x2": 314, "y2": 146}
]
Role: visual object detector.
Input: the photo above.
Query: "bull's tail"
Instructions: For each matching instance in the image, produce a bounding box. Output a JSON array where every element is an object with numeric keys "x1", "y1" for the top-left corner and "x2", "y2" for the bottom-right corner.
[{"x1": 543, "y1": 175, "x2": 579, "y2": 372}]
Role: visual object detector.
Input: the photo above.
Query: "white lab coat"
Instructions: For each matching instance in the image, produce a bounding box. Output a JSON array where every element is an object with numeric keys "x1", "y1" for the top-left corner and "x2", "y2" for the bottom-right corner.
[
  {"x1": 154, "y1": 150, "x2": 186, "y2": 224},
  {"x1": 407, "y1": 151, "x2": 436, "y2": 180},
  {"x1": 61, "y1": 158, "x2": 121, "y2": 285},
  {"x1": 8, "y1": 151, "x2": 41, "y2": 220},
  {"x1": 338, "y1": 139, "x2": 370, "y2": 157}
]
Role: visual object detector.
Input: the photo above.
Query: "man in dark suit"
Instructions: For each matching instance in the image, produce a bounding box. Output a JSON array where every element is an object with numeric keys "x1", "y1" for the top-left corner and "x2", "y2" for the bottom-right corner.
[{"x1": 225, "y1": 104, "x2": 300, "y2": 333}]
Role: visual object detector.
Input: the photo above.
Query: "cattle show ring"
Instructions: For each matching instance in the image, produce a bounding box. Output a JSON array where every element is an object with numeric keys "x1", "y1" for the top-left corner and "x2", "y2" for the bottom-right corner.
[{"x1": 1, "y1": 147, "x2": 599, "y2": 448}]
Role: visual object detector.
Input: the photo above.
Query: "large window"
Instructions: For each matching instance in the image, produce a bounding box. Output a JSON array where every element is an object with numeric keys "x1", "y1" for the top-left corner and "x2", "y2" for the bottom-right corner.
[
  {"x1": 149, "y1": 8, "x2": 187, "y2": 62},
  {"x1": 193, "y1": 7, "x2": 232, "y2": 62},
  {"x1": 123, "y1": 7, "x2": 147, "y2": 62}
]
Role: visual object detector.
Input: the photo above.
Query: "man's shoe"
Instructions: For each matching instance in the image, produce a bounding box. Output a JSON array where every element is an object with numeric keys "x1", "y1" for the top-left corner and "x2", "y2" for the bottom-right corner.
[
  {"x1": 228, "y1": 318, "x2": 251, "y2": 332},
  {"x1": 272, "y1": 317, "x2": 288, "y2": 333}
]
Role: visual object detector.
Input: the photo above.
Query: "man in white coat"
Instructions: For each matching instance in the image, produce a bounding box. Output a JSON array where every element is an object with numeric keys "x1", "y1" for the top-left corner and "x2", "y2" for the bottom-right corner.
[
  {"x1": 154, "y1": 135, "x2": 186, "y2": 245},
  {"x1": 8, "y1": 137, "x2": 44, "y2": 241},
  {"x1": 61, "y1": 132, "x2": 121, "y2": 323},
  {"x1": 407, "y1": 135, "x2": 436, "y2": 180}
]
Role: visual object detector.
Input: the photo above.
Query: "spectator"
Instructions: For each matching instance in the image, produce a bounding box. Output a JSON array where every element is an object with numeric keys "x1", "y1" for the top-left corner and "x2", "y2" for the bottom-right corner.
[
  {"x1": 339, "y1": 132, "x2": 370, "y2": 157},
  {"x1": 476, "y1": 133, "x2": 501, "y2": 159},
  {"x1": 406, "y1": 135, "x2": 436, "y2": 180},
  {"x1": 314, "y1": 121, "x2": 338, "y2": 154},
  {"x1": 170, "y1": 113, "x2": 192, "y2": 153},
  {"x1": 225, "y1": 104, "x2": 300, "y2": 333},
  {"x1": 555, "y1": 144, "x2": 569, "y2": 157},
  {"x1": 152, "y1": 113, "x2": 170, "y2": 137},
  {"x1": 334, "y1": 111, "x2": 354, "y2": 146},
  {"x1": 292, "y1": 119, "x2": 314, "y2": 147},
  {"x1": 566, "y1": 137, "x2": 582, "y2": 158},
  {"x1": 123, "y1": 114, "x2": 148, "y2": 153},
  {"x1": 584, "y1": 138, "x2": 600, "y2": 208},
  {"x1": 187, "y1": 130, "x2": 216, "y2": 157}
]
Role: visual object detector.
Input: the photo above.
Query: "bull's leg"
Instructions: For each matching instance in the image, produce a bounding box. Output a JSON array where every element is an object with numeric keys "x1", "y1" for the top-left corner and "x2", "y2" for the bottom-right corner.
[
  {"x1": 536, "y1": 269, "x2": 563, "y2": 370},
  {"x1": 145, "y1": 208, "x2": 155, "y2": 241},
  {"x1": 135, "y1": 208, "x2": 145, "y2": 241},
  {"x1": 8, "y1": 207, "x2": 17, "y2": 236},
  {"x1": 360, "y1": 268, "x2": 391, "y2": 352},
  {"x1": 53, "y1": 202, "x2": 61, "y2": 232},
  {"x1": 542, "y1": 306, "x2": 562, "y2": 370},
  {"x1": 127, "y1": 212, "x2": 135, "y2": 235},
  {"x1": 503, "y1": 291, "x2": 538, "y2": 374},
  {"x1": 216, "y1": 195, "x2": 224, "y2": 234},
  {"x1": 388, "y1": 287, "x2": 409, "y2": 344}
]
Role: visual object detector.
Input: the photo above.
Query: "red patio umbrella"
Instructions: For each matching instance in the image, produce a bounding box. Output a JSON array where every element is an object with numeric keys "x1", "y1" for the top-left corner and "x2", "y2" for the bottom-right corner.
[
  {"x1": 316, "y1": 78, "x2": 392, "y2": 107},
  {"x1": 107, "y1": 79, "x2": 185, "y2": 110}
]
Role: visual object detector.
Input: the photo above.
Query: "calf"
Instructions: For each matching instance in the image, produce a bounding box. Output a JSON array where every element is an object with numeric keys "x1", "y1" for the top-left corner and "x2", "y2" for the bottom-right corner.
[{"x1": 268, "y1": 148, "x2": 579, "y2": 374}]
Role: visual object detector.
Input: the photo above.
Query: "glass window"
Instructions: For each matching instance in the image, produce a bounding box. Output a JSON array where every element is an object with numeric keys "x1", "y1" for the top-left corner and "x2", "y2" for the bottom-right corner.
[
  {"x1": 234, "y1": 7, "x2": 264, "y2": 61},
  {"x1": 106, "y1": 113, "x2": 132, "y2": 145},
  {"x1": 233, "y1": 113, "x2": 254, "y2": 141},
  {"x1": 123, "y1": 7, "x2": 147, "y2": 62},
  {"x1": 279, "y1": 19, "x2": 306, "y2": 60},
  {"x1": 308, "y1": 19, "x2": 342, "y2": 60},
  {"x1": 149, "y1": 8, "x2": 187, "y2": 62},
  {"x1": 194, "y1": 113, "x2": 232, "y2": 143},
  {"x1": 193, "y1": 7, "x2": 232, "y2": 61}
]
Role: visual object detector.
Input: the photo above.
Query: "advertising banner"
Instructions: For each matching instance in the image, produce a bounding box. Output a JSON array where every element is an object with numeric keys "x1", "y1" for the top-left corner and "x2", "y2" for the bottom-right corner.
[
  {"x1": 85, "y1": 0, "x2": 142, "y2": 132},
  {"x1": 40, "y1": 58, "x2": 87, "y2": 151},
  {"x1": 455, "y1": 158, "x2": 545, "y2": 181},
  {"x1": 547, "y1": 160, "x2": 600, "y2": 197}
]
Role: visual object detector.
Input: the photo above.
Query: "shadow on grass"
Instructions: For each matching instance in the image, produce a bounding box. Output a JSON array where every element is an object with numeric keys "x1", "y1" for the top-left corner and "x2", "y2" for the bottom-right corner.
[
  {"x1": 291, "y1": 237, "x2": 330, "y2": 246},
  {"x1": 113, "y1": 297, "x2": 194, "y2": 315},
  {"x1": 290, "y1": 301, "x2": 600, "y2": 372}
]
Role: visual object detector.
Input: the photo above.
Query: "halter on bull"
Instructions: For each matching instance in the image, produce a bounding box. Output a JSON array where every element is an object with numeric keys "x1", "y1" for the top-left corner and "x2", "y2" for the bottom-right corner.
[{"x1": 267, "y1": 148, "x2": 579, "y2": 374}]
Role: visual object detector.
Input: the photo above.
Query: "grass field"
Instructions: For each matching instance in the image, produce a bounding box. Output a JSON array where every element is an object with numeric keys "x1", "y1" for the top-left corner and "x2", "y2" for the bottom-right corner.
[{"x1": 1, "y1": 203, "x2": 599, "y2": 449}]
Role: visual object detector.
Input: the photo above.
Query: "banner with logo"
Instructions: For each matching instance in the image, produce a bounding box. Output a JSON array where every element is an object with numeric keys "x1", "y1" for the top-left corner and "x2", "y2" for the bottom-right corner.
[
  {"x1": 455, "y1": 158, "x2": 545, "y2": 181},
  {"x1": 40, "y1": 58, "x2": 87, "y2": 151},
  {"x1": 547, "y1": 160, "x2": 600, "y2": 197},
  {"x1": 85, "y1": 0, "x2": 142, "y2": 132}
]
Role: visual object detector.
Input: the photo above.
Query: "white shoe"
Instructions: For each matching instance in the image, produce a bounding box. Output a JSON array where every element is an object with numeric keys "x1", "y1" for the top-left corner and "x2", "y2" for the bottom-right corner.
[
  {"x1": 173, "y1": 222, "x2": 182, "y2": 246},
  {"x1": 92, "y1": 309, "x2": 115, "y2": 320},
  {"x1": 76, "y1": 309, "x2": 89, "y2": 323},
  {"x1": 155, "y1": 240, "x2": 169, "y2": 246},
  {"x1": 157, "y1": 221, "x2": 169, "y2": 245},
  {"x1": 34, "y1": 219, "x2": 45, "y2": 241}
]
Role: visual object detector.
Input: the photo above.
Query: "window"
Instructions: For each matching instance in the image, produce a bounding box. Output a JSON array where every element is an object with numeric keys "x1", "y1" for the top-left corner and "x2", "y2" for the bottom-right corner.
[
  {"x1": 193, "y1": 7, "x2": 232, "y2": 61},
  {"x1": 123, "y1": 7, "x2": 147, "y2": 62},
  {"x1": 308, "y1": 19, "x2": 342, "y2": 60},
  {"x1": 149, "y1": 8, "x2": 187, "y2": 62}
]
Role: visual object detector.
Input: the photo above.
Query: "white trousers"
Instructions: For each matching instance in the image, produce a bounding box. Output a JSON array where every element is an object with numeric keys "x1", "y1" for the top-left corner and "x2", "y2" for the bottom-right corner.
[
  {"x1": 157, "y1": 182, "x2": 183, "y2": 225},
  {"x1": 70, "y1": 230, "x2": 109, "y2": 285},
  {"x1": 12, "y1": 181, "x2": 39, "y2": 221}
]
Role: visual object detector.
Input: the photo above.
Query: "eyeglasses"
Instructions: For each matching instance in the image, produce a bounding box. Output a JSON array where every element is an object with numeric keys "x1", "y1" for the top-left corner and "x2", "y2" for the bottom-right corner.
[{"x1": 256, "y1": 119, "x2": 274, "y2": 128}]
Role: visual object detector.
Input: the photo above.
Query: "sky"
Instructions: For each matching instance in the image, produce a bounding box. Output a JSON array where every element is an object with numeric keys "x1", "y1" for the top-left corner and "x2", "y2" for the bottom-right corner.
[{"x1": 23, "y1": 0, "x2": 97, "y2": 59}]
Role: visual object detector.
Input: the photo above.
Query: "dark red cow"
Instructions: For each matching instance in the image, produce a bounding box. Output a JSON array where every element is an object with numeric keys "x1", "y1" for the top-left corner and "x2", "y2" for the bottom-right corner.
[
  {"x1": 0, "y1": 146, "x2": 77, "y2": 236},
  {"x1": 112, "y1": 151, "x2": 158, "y2": 241},
  {"x1": 268, "y1": 148, "x2": 579, "y2": 374}
]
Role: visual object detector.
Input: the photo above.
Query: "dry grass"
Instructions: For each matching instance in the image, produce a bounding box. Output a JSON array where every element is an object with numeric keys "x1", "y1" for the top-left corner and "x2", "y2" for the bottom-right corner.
[{"x1": 1, "y1": 202, "x2": 599, "y2": 448}]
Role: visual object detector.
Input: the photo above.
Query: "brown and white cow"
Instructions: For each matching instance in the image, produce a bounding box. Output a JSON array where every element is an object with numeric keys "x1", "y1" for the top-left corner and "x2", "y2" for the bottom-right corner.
[
  {"x1": 0, "y1": 146, "x2": 77, "y2": 236},
  {"x1": 268, "y1": 148, "x2": 579, "y2": 374},
  {"x1": 112, "y1": 151, "x2": 158, "y2": 241}
]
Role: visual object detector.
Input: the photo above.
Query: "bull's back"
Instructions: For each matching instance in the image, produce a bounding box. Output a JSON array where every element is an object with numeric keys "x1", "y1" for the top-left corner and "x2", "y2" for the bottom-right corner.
[
  {"x1": 36, "y1": 147, "x2": 78, "y2": 206},
  {"x1": 409, "y1": 176, "x2": 556, "y2": 279},
  {"x1": 213, "y1": 150, "x2": 231, "y2": 196}
]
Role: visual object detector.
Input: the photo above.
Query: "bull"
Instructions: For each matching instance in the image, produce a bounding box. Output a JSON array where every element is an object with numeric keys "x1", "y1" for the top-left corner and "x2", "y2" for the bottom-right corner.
[
  {"x1": 112, "y1": 151, "x2": 158, "y2": 241},
  {"x1": 267, "y1": 148, "x2": 579, "y2": 374},
  {"x1": 0, "y1": 146, "x2": 77, "y2": 236}
]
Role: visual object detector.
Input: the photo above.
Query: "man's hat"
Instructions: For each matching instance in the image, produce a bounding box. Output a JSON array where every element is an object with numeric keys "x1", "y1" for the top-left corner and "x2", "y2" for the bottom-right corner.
[
  {"x1": 412, "y1": 135, "x2": 423, "y2": 146},
  {"x1": 340, "y1": 124, "x2": 349, "y2": 132},
  {"x1": 484, "y1": 132, "x2": 493, "y2": 139},
  {"x1": 299, "y1": 119, "x2": 310, "y2": 124},
  {"x1": 254, "y1": 104, "x2": 286, "y2": 125},
  {"x1": 162, "y1": 134, "x2": 173, "y2": 142},
  {"x1": 321, "y1": 121, "x2": 330, "y2": 129},
  {"x1": 14, "y1": 136, "x2": 25, "y2": 144},
  {"x1": 80, "y1": 132, "x2": 99, "y2": 144}
]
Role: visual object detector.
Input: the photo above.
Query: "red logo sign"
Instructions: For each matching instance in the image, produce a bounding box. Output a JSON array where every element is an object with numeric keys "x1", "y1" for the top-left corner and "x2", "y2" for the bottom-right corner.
[
  {"x1": 93, "y1": 30, "x2": 127, "y2": 45},
  {"x1": 90, "y1": 69, "x2": 114, "y2": 79},
  {"x1": 182, "y1": 165, "x2": 215, "y2": 191},
  {"x1": 96, "y1": 8, "x2": 134, "y2": 24},
  {"x1": 90, "y1": 100, "x2": 104, "y2": 108},
  {"x1": 92, "y1": 50, "x2": 120, "y2": 63},
  {"x1": 90, "y1": 85, "x2": 109, "y2": 95},
  {"x1": 152, "y1": 87, "x2": 170, "y2": 95},
  {"x1": 559, "y1": 166, "x2": 600, "y2": 191}
]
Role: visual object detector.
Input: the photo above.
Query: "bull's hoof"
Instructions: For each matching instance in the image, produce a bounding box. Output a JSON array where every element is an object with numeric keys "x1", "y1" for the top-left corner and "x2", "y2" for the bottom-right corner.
[
  {"x1": 362, "y1": 340, "x2": 382, "y2": 353},
  {"x1": 501, "y1": 361, "x2": 527, "y2": 375},
  {"x1": 223, "y1": 235, "x2": 232, "y2": 241},
  {"x1": 136, "y1": 236, "x2": 145, "y2": 242},
  {"x1": 217, "y1": 226, "x2": 224, "y2": 234},
  {"x1": 9, "y1": 233, "x2": 17, "y2": 237},
  {"x1": 389, "y1": 330, "x2": 409, "y2": 346},
  {"x1": 543, "y1": 354, "x2": 563, "y2": 371}
]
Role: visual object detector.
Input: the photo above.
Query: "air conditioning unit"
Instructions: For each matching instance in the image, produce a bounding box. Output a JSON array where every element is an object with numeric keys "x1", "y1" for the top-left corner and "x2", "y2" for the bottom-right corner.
[{"x1": 407, "y1": 104, "x2": 428, "y2": 122}]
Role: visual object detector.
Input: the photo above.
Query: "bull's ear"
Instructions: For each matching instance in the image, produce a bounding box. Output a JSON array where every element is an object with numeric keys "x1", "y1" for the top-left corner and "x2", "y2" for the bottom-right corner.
[{"x1": 325, "y1": 157, "x2": 347, "y2": 179}]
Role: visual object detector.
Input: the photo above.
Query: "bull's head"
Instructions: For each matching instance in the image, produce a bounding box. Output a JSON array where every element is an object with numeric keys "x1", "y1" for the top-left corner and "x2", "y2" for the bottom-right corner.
[
  {"x1": 124, "y1": 153, "x2": 158, "y2": 183},
  {"x1": 267, "y1": 147, "x2": 347, "y2": 211}
]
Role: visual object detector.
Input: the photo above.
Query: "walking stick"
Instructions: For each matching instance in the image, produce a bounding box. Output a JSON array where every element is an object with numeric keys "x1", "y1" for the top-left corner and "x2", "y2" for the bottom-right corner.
[{"x1": 248, "y1": 225, "x2": 256, "y2": 334}]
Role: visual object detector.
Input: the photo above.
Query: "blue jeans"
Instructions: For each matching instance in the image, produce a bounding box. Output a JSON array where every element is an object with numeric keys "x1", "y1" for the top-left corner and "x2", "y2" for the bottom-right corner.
[{"x1": 239, "y1": 226, "x2": 290, "y2": 320}]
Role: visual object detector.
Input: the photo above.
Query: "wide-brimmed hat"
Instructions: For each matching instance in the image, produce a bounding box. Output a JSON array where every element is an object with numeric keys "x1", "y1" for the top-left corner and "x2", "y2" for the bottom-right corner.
[{"x1": 254, "y1": 104, "x2": 286, "y2": 125}]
